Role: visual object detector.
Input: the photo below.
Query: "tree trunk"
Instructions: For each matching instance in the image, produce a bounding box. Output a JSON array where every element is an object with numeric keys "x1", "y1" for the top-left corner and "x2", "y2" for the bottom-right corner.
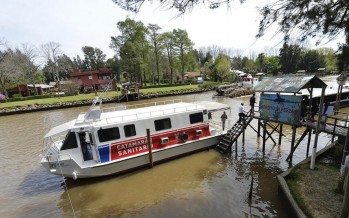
[{"x1": 32, "y1": 83, "x2": 38, "y2": 96}]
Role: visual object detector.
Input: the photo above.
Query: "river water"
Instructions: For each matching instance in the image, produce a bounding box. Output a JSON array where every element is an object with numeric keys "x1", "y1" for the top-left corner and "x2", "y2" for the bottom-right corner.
[{"x1": 0, "y1": 91, "x2": 337, "y2": 217}]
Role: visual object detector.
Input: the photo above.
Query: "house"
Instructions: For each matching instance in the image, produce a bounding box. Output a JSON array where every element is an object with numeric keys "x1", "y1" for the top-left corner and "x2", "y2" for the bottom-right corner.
[
  {"x1": 6, "y1": 84, "x2": 54, "y2": 97},
  {"x1": 70, "y1": 68, "x2": 116, "y2": 93},
  {"x1": 183, "y1": 72, "x2": 204, "y2": 83}
]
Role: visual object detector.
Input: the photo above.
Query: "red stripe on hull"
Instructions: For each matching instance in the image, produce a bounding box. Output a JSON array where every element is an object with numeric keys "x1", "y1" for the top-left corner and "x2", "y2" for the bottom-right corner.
[{"x1": 110, "y1": 123, "x2": 210, "y2": 160}]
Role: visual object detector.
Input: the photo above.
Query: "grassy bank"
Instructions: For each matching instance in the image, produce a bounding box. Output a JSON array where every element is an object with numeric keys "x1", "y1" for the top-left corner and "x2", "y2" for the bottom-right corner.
[
  {"x1": 0, "y1": 85, "x2": 201, "y2": 109},
  {"x1": 286, "y1": 146, "x2": 343, "y2": 218}
]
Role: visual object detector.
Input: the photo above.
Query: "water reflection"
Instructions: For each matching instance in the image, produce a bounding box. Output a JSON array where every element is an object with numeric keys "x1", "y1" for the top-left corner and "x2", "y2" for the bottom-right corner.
[{"x1": 59, "y1": 150, "x2": 227, "y2": 217}]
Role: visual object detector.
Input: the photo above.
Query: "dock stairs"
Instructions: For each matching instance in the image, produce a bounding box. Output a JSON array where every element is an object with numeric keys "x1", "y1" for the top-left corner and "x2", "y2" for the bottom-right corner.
[{"x1": 215, "y1": 110, "x2": 253, "y2": 153}]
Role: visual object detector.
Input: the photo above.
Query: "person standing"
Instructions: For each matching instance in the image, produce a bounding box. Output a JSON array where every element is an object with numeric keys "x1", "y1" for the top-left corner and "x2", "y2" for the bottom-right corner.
[
  {"x1": 249, "y1": 93, "x2": 256, "y2": 114},
  {"x1": 221, "y1": 111, "x2": 228, "y2": 130},
  {"x1": 239, "y1": 103, "x2": 246, "y2": 123}
]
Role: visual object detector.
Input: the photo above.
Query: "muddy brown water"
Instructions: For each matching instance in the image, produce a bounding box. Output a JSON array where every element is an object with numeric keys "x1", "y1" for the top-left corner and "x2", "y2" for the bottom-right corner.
[{"x1": 0, "y1": 91, "x2": 335, "y2": 217}]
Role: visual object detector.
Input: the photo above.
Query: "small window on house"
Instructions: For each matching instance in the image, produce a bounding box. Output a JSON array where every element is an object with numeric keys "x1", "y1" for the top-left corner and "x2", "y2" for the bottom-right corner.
[
  {"x1": 154, "y1": 118, "x2": 172, "y2": 131},
  {"x1": 98, "y1": 127, "x2": 120, "y2": 142},
  {"x1": 189, "y1": 112, "x2": 204, "y2": 124},
  {"x1": 61, "y1": 131, "x2": 78, "y2": 150},
  {"x1": 124, "y1": 124, "x2": 136, "y2": 137},
  {"x1": 88, "y1": 75, "x2": 92, "y2": 80}
]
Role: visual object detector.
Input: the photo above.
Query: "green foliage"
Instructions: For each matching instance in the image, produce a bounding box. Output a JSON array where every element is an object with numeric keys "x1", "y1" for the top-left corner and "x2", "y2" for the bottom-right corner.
[
  {"x1": 214, "y1": 55, "x2": 230, "y2": 82},
  {"x1": 279, "y1": 43, "x2": 303, "y2": 74},
  {"x1": 258, "y1": 0, "x2": 349, "y2": 45},
  {"x1": 264, "y1": 56, "x2": 281, "y2": 75},
  {"x1": 80, "y1": 46, "x2": 106, "y2": 70}
]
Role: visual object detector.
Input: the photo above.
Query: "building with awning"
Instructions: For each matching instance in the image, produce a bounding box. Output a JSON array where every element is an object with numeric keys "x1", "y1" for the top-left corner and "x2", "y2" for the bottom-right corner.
[
  {"x1": 252, "y1": 75, "x2": 328, "y2": 168},
  {"x1": 6, "y1": 84, "x2": 54, "y2": 97}
]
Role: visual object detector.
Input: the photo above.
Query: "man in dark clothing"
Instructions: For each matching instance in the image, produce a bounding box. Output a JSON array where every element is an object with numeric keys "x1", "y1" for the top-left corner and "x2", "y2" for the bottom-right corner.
[{"x1": 249, "y1": 93, "x2": 256, "y2": 114}]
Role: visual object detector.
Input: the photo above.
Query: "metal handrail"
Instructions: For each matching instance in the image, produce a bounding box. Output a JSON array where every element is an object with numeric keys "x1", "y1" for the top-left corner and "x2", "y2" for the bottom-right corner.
[
  {"x1": 102, "y1": 99, "x2": 182, "y2": 113},
  {"x1": 102, "y1": 103, "x2": 202, "y2": 125}
]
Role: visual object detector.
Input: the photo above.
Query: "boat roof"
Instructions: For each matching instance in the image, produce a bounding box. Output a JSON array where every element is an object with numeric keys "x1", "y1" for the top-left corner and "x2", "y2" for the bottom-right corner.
[{"x1": 44, "y1": 101, "x2": 230, "y2": 137}]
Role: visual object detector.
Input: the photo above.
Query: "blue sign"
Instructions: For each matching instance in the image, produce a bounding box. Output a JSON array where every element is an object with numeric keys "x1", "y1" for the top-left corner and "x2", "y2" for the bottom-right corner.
[{"x1": 259, "y1": 93, "x2": 302, "y2": 125}]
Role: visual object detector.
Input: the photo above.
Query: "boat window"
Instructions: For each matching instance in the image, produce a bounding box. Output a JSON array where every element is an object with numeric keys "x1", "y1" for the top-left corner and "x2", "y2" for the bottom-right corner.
[
  {"x1": 98, "y1": 127, "x2": 120, "y2": 142},
  {"x1": 61, "y1": 131, "x2": 78, "y2": 151},
  {"x1": 154, "y1": 118, "x2": 172, "y2": 131},
  {"x1": 189, "y1": 112, "x2": 204, "y2": 124},
  {"x1": 124, "y1": 124, "x2": 136, "y2": 137}
]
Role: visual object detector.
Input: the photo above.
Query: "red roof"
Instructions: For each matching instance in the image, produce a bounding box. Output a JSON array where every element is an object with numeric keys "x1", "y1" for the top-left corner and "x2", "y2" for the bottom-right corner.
[{"x1": 70, "y1": 68, "x2": 111, "y2": 77}]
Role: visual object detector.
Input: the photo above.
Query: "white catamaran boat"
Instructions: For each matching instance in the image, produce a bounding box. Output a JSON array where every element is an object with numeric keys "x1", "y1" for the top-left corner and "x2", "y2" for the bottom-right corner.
[{"x1": 41, "y1": 98, "x2": 230, "y2": 179}]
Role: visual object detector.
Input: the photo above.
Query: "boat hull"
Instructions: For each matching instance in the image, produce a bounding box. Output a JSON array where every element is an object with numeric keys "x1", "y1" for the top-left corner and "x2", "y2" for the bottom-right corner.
[{"x1": 41, "y1": 135, "x2": 221, "y2": 179}]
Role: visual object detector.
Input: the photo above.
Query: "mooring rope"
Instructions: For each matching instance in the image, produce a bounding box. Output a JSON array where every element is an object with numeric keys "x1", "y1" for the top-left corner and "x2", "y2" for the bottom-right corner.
[
  {"x1": 42, "y1": 113, "x2": 76, "y2": 218},
  {"x1": 57, "y1": 157, "x2": 77, "y2": 218}
]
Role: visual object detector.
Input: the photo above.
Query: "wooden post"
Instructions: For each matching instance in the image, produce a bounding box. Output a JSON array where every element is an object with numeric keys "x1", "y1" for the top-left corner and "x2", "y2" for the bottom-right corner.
[
  {"x1": 242, "y1": 123, "x2": 245, "y2": 145},
  {"x1": 278, "y1": 124, "x2": 283, "y2": 145},
  {"x1": 311, "y1": 86, "x2": 326, "y2": 170},
  {"x1": 289, "y1": 126, "x2": 297, "y2": 163},
  {"x1": 146, "y1": 129, "x2": 153, "y2": 168},
  {"x1": 262, "y1": 120, "x2": 267, "y2": 154},
  {"x1": 332, "y1": 118, "x2": 338, "y2": 143},
  {"x1": 248, "y1": 174, "x2": 254, "y2": 200},
  {"x1": 306, "y1": 128, "x2": 312, "y2": 158}
]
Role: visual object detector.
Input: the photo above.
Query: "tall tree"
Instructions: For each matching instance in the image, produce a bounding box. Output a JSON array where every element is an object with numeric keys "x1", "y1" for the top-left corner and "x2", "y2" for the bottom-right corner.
[
  {"x1": 264, "y1": 56, "x2": 280, "y2": 75},
  {"x1": 110, "y1": 18, "x2": 148, "y2": 84},
  {"x1": 160, "y1": 31, "x2": 175, "y2": 84},
  {"x1": 299, "y1": 49, "x2": 325, "y2": 73},
  {"x1": 256, "y1": 53, "x2": 266, "y2": 72},
  {"x1": 41, "y1": 42, "x2": 64, "y2": 91},
  {"x1": 73, "y1": 55, "x2": 88, "y2": 71},
  {"x1": 147, "y1": 24, "x2": 162, "y2": 84},
  {"x1": 279, "y1": 43, "x2": 302, "y2": 74},
  {"x1": 172, "y1": 28, "x2": 193, "y2": 82},
  {"x1": 0, "y1": 49, "x2": 22, "y2": 96},
  {"x1": 81, "y1": 46, "x2": 106, "y2": 70},
  {"x1": 214, "y1": 55, "x2": 230, "y2": 82},
  {"x1": 20, "y1": 43, "x2": 40, "y2": 95}
]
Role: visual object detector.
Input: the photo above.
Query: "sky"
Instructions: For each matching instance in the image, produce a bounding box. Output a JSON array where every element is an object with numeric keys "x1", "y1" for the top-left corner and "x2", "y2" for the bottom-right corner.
[{"x1": 0, "y1": 0, "x2": 346, "y2": 61}]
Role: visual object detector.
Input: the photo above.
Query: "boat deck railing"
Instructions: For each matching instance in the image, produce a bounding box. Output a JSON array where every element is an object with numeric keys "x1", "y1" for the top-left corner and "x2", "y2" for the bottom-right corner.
[
  {"x1": 102, "y1": 99, "x2": 183, "y2": 113},
  {"x1": 76, "y1": 99, "x2": 208, "y2": 124}
]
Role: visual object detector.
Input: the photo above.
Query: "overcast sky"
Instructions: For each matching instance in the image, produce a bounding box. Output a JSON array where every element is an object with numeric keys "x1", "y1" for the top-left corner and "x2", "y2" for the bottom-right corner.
[{"x1": 0, "y1": 0, "x2": 345, "y2": 60}]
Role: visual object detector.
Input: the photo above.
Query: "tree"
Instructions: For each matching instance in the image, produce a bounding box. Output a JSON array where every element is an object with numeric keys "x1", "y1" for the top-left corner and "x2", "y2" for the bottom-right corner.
[
  {"x1": 19, "y1": 43, "x2": 40, "y2": 95},
  {"x1": 317, "y1": 48, "x2": 337, "y2": 72},
  {"x1": 279, "y1": 43, "x2": 302, "y2": 74},
  {"x1": 110, "y1": 18, "x2": 149, "y2": 84},
  {"x1": 42, "y1": 54, "x2": 74, "y2": 84},
  {"x1": 172, "y1": 28, "x2": 193, "y2": 82},
  {"x1": 337, "y1": 45, "x2": 349, "y2": 72},
  {"x1": 41, "y1": 42, "x2": 64, "y2": 91},
  {"x1": 298, "y1": 49, "x2": 325, "y2": 73},
  {"x1": 258, "y1": 0, "x2": 349, "y2": 45},
  {"x1": 256, "y1": 53, "x2": 266, "y2": 72},
  {"x1": 73, "y1": 55, "x2": 88, "y2": 71},
  {"x1": 160, "y1": 31, "x2": 175, "y2": 84},
  {"x1": 214, "y1": 55, "x2": 230, "y2": 82},
  {"x1": 147, "y1": 24, "x2": 162, "y2": 84},
  {"x1": 81, "y1": 46, "x2": 106, "y2": 70},
  {"x1": 264, "y1": 56, "x2": 280, "y2": 75},
  {"x1": 0, "y1": 49, "x2": 22, "y2": 96},
  {"x1": 105, "y1": 56, "x2": 121, "y2": 82}
]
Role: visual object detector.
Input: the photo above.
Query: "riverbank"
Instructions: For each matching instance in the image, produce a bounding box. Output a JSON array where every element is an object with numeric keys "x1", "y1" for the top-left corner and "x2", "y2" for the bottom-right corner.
[
  {"x1": 278, "y1": 143, "x2": 344, "y2": 218},
  {"x1": 0, "y1": 89, "x2": 211, "y2": 116}
]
